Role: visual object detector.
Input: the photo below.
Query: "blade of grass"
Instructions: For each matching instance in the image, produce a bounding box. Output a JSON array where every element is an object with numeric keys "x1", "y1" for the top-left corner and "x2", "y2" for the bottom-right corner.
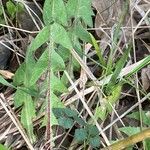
[
  {"x1": 106, "y1": 44, "x2": 131, "y2": 95},
  {"x1": 89, "y1": 33, "x2": 106, "y2": 68},
  {"x1": 106, "y1": 0, "x2": 129, "y2": 75}
]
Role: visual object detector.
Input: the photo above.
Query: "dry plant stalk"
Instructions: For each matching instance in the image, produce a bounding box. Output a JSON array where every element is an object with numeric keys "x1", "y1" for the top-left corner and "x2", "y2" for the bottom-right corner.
[{"x1": 101, "y1": 128, "x2": 150, "y2": 150}]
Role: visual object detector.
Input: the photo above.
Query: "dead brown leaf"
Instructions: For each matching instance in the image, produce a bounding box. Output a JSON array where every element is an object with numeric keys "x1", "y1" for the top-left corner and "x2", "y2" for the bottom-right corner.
[
  {"x1": 0, "y1": 70, "x2": 14, "y2": 79},
  {"x1": 141, "y1": 66, "x2": 150, "y2": 90}
]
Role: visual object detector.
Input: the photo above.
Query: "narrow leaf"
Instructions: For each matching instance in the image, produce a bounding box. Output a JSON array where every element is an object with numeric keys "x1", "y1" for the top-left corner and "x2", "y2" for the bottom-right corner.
[
  {"x1": 0, "y1": 75, "x2": 15, "y2": 88},
  {"x1": 106, "y1": 45, "x2": 131, "y2": 95}
]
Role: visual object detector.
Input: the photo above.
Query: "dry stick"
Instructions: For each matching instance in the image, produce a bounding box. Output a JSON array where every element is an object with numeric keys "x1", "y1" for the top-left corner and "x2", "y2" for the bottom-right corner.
[
  {"x1": 102, "y1": 93, "x2": 150, "y2": 132},
  {"x1": 101, "y1": 128, "x2": 150, "y2": 150},
  {"x1": 45, "y1": 41, "x2": 53, "y2": 149},
  {"x1": 0, "y1": 94, "x2": 34, "y2": 150}
]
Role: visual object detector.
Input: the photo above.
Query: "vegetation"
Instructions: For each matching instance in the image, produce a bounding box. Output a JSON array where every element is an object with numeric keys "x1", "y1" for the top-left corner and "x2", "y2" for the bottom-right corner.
[{"x1": 0, "y1": 0, "x2": 150, "y2": 149}]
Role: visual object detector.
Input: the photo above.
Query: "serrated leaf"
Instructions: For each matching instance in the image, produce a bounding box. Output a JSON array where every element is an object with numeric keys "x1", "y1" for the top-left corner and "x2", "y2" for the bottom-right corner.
[
  {"x1": 43, "y1": 0, "x2": 68, "y2": 26},
  {"x1": 29, "y1": 49, "x2": 65, "y2": 86},
  {"x1": 127, "y1": 111, "x2": 150, "y2": 126},
  {"x1": 64, "y1": 108, "x2": 78, "y2": 117},
  {"x1": 58, "y1": 117, "x2": 74, "y2": 129},
  {"x1": 89, "y1": 136, "x2": 100, "y2": 148},
  {"x1": 95, "y1": 105, "x2": 107, "y2": 121},
  {"x1": 119, "y1": 126, "x2": 141, "y2": 136},
  {"x1": 21, "y1": 94, "x2": 36, "y2": 143},
  {"x1": 52, "y1": 108, "x2": 65, "y2": 118},
  {"x1": 67, "y1": 0, "x2": 94, "y2": 26},
  {"x1": 86, "y1": 125, "x2": 99, "y2": 137},
  {"x1": 74, "y1": 116, "x2": 86, "y2": 126},
  {"x1": 75, "y1": 128, "x2": 87, "y2": 142},
  {"x1": 0, "y1": 75, "x2": 15, "y2": 88},
  {"x1": 50, "y1": 23, "x2": 73, "y2": 50}
]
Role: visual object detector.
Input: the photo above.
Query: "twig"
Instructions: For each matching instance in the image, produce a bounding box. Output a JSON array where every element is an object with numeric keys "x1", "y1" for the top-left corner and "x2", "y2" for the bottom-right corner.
[
  {"x1": 101, "y1": 128, "x2": 150, "y2": 150},
  {"x1": 0, "y1": 94, "x2": 34, "y2": 150}
]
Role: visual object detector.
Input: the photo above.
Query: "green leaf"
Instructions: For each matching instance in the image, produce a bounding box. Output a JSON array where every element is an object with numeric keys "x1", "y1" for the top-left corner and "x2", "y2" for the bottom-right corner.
[
  {"x1": 106, "y1": 45, "x2": 131, "y2": 95},
  {"x1": 42, "y1": 93, "x2": 65, "y2": 126},
  {"x1": 21, "y1": 94, "x2": 36, "y2": 143},
  {"x1": 13, "y1": 63, "x2": 26, "y2": 86},
  {"x1": 64, "y1": 108, "x2": 78, "y2": 117},
  {"x1": 75, "y1": 128, "x2": 88, "y2": 142},
  {"x1": 90, "y1": 33, "x2": 106, "y2": 67},
  {"x1": 0, "y1": 75, "x2": 15, "y2": 88},
  {"x1": 66, "y1": 0, "x2": 94, "y2": 26},
  {"x1": 127, "y1": 111, "x2": 150, "y2": 126},
  {"x1": 86, "y1": 125, "x2": 99, "y2": 137},
  {"x1": 50, "y1": 23, "x2": 73, "y2": 49},
  {"x1": 0, "y1": 144, "x2": 8, "y2": 150},
  {"x1": 29, "y1": 49, "x2": 65, "y2": 86},
  {"x1": 52, "y1": 108, "x2": 65, "y2": 118},
  {"x1": 14, "y1": 88, "x2": 26, "y2": 107},
  {"x1": 73, "y1": 22, "x2": 92, "y2": 43},
  {"x1": 106, "y1": 83, "x2": 122, "y2": 113},
  {"x1": 145, "y1": 138, "x2": 150, "y2": 150},
  {"x1": 6, "y1": 0, "x2": 16, "y2": 18},
  {"x1": 51, "y1": 72, "x2": 67, "y2": 92},
  {"x1": 74, "y1": 116, "x2": 86, "y2": 126},
  {"x1": 119, "y1": 126, "x2": 141, "y2": 136},
  {"x1": 58, "y1": 117, "x2": 74, "y2": 129},
  {"x1": 43, "y1": 0, "x2": 68, "y2": 26},
  {"x1": 26, "y1": 26, "x2": 50, "y2": 63},
  {"x1": 95, "y1": 106, "x2": 107, "y2": 121},
  {"x1": 89, "y1": 136, "x2": 100, "y2": 148}
]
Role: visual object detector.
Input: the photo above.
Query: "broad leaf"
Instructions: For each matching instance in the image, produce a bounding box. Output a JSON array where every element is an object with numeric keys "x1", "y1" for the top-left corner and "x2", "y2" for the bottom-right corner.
[
  {"x1": 86, "y1": 124, "x2": 99, "y2": 137},
  {"x1": 13, "y1": 63, "x2": 26, "y2": 86},
  {"x1": 29, "y1": 49, "x2": 65, "y2": 86},
  {"x1": 26, "y1": 26, "x2": 50, "y2": 64},
  {"x1": 51, "y1": 72, "x2": 67, "y2": 92},
  {"x1": 119, "y1": 126, "x2": 141, "y2": 136},
  {"x1": 50, "y1": 23, "x2": 73, "y2": 50},
  {"x1": 66, "y1": 0, "x2": 94, "y2": 26},
  {"x1": 58, "y1": 117, "x2": 74, "y2": 129},
  {"x1": 43, "y1": 0, "x2": 68, "y2": 26},
  {"x1": 21, "y1": 94, "x2": 36, "y2": 143},
  {"x1": 75, "y1": 128, "x2": 87, "y2": 142},
  {"x1": 89, "y1": 136, "x2": 100, "y2": 148},
  {"x1": 73, "y1": 22, "x2": 92, "y2": 43},
  {"x1": 127, "y1": 111, "x2": 150, "y2": 126}
]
